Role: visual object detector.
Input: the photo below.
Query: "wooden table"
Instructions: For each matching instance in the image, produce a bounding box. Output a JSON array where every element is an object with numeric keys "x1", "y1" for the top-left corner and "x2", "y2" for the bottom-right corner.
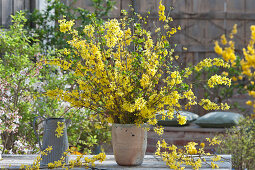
[{"x1": 0, "y1": 154, "x2": 231, "y2": 169}]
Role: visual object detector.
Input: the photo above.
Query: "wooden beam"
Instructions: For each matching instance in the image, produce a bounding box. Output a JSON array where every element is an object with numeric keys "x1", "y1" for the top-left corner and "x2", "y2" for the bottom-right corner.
[
  {"x1": 167, "y1": 12, "x2": 255, "y2": 21},
  {"x1": 30, "y1": 0, "x2": 36, "y2": 12},
  {"x1": 1, "y1": 0, "x2": 12, "y2": 27},
  {"x1": 0, "y1": 0, "x2": 2, "y2": 26},
  {"x1": 106, "y1": 12, "x2": 255, "y2": 21},
  {"x1": 24, "y1": 0, "x2": 30, "y2": 11},
  {"x1": 174, "y1": 44, "x2": 244, "y2": 52}
]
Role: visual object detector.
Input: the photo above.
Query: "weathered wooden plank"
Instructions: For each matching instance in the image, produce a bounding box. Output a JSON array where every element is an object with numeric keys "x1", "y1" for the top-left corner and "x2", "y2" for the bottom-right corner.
[
  {"x1": 226, "y1": 0, "x2": 245, "y2": 13},
  {"x1": 136, "y1": 0, "x2": 158, "y2": 14},
  {"x1": 169, "y1": 19, "x2": 187, "y2": 45},
  {"x1": 30, "y1": 0, "x2": 36, "y2": 12},
  {"x1": 36, "y1": 0, "x2": 48, "y2": 11},
  {"x1": 192, "y1": 0, "x2": 210, "y2": 13},
  {"x1": 174, "y1": 43, "x2": 244, "y2": 53},
  {"x1": 163, "y1": 0, "x2": 173, "y2": 13},
  {"x1": 169, "y1": 0, "x2": 186, "y2": 13},
  {"x1": 1, "y1": 0, "x2": 12, "y2": 27},
  {"x1": 24, "y1": 0, "x2": 30, "y2": 11},
  {"x1": 0, "y1": 154, "x2": 232, "y2": 169},
  {"x1": 187, "y1": 19, "x2": 207, "y2": 46},
  {"x1": 183, "y1": 52, "x2": 194, "y2": 67},
  {"x1": 13, "y1": 0, "x2": 25, "y2": 13},
  {"x1": 120, "y1": 0, "x2": 130, "y2": 12},
  {"x1": 145, "y1": 12, "x2": 255, "y2": 20},
  {"x1": 0, "y1": 0, "x2": 2, "y2": 26},
  {"x1": 174, "y1": 45, "x2": 214, "y2": 52},
  {"x1": 207, "y1": 0, "x2": 225, "y2": 12},
  {"x1": 205, "y1": 20, "x2": 225, "y2": 44},
  {"x1": 73, "y1": 0, "x2": 94, "y2": 13},
  {"x1": 184, "y1": 0, "x2": 194, "y2": 13},
  {"x1": 227, "y1": 20, "x2": 246, "y2": 46},
  {"x1": 245, "y1": 21, "x2": 255, "y2": 44},
  {"x1": 109, "y1": 0, "x2": 120, "y2": 17},
  {"x1": 245, "y1": 0, "x2": 255, "y2": 13}
]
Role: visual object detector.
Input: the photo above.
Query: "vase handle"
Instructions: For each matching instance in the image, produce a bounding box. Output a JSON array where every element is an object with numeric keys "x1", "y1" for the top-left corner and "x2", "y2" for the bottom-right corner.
[
  {"x1": 33, "y1": 116, "x2": 45, "y2": 151},
  {"x1": 65, "y1": 118, "x2": 71, "y2": 127}
]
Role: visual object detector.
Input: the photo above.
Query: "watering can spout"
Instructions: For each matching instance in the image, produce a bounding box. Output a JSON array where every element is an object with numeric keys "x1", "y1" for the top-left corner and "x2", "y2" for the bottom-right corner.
[{"x1": 65, "y1": 119, "x2": 71, "y2": 127}]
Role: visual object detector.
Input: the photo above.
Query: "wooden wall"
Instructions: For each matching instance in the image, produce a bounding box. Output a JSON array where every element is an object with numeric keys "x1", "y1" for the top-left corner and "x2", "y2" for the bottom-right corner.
[
  {"x1": 0, "y1": 0, "x2": 32, "y2": 27},
  {"x1": 1, "y1": 0, "x2": 255, "y2": 114},
  {"x1": 73, "y1": 0, "x2": 255, "y2": 114},
  {"x1": 70, "y1": 0, "x2": 255, "y2": 65},
  {"x1": 165, "y1": 0, "x2": 255, "y2": 114},
  {"x1": 3, "y1": 0, "x2": 255, "y2": 55},
  {"x1": 168, "y1": 0, "x2": 255, "y2": 64}
]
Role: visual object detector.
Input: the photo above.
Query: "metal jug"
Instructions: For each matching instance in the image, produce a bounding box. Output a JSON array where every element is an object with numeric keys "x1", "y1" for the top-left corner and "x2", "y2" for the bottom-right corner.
[{"x1": 33, "y1": 117, "x2": 69, "y2": 166}]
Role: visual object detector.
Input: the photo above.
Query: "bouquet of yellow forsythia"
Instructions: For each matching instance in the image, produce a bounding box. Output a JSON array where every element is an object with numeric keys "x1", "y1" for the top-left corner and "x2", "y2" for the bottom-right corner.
[{"x1": 46, "y1": 1, "x2": 230, "y2": 126}]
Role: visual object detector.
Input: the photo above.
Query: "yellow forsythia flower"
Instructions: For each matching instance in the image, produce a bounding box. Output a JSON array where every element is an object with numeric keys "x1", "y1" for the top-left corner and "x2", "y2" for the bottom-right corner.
[
  {"x1": 158, "y1": 1, "x2": 166, "y2": 21},
  {"x1": 211, "y1": 162, "x2": 219, "y2": 169},
  {"x1": 55, "y1": 122, "x2": 65, "y2": 138},
  {"x1": 185, "y1": 142, "x2": 198, "y2": 154},
  {"x1": 154, "y1": 126, "x2": 164, "y2": 136},
  {"x1": 207, "y1": 75, "x2": 231, "y2": 88},
  {"x1": 221, "y1": 34, "x2": 227, "y2": 45},
  {"x1": 214, "y1": 41, "x2": 223, "y2": 55},
  {"x1": 58, "y1": 18, "x2": 75, "y2": 33},
  {"x1": 232, "y1": 76, "x2": 237, "y2": 81},
  {"x1": 246, "y1": 100, "x2": 253, "y2": 106},
  {"x1": 206, "y1": 137, "x2": 221, "y2": 146},
  {"x1": 177, "y1": 115, "x2": 187, "y2": 125},
  {"x1": 211, "y1": 155, "x2": 221, "y2": 162}
]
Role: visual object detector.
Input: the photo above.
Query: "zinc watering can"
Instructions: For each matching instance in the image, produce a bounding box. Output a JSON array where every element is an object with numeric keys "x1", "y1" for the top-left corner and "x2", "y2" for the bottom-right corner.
[{"x1": 33, "y1": 117, "x2": 69, "y2": 166}]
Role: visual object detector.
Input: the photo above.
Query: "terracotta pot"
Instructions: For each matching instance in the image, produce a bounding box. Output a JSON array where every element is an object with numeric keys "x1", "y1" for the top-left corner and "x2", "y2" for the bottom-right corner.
[{"x1": 112, "y1": 124, "x2": 147, "y2": 166}]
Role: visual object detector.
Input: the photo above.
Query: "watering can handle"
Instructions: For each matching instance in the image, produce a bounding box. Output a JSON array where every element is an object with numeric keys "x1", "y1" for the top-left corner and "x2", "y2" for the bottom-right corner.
[{"x1": 33, "y1": 116, "x2": 45, "y2": 151}]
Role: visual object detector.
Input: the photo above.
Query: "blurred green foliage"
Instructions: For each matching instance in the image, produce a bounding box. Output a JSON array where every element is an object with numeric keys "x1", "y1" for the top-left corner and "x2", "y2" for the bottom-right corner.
[
  {"x1": 217, "y1": 116, "x2": 255, "y2": 170},
  {"x1": 0, "y1": 11, "x2": 41, "y2": 153},
  {"x1": 193, "y1": 55, "x2": 248, "y2": 113},
  {"x1": 0, "y1": 0, "x2": 114, "y2": 154},
  {"x1": 25, "y1": 0, "x2": 115, "y2": 54}
]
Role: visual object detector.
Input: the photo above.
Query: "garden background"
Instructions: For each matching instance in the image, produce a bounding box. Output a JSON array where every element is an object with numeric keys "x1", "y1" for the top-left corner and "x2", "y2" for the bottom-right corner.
[
  {"x1": 2, "y1": 0, "x2": 255, "y2": 115},
  {"x1": 1, "y1": 0, "x2": 255, "y2": 169}
]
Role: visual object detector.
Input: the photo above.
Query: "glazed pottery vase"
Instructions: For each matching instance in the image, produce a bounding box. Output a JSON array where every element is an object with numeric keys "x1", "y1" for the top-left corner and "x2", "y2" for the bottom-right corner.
[{"x1": 111, "y1": 124, "x2": 147, "y2": 166}]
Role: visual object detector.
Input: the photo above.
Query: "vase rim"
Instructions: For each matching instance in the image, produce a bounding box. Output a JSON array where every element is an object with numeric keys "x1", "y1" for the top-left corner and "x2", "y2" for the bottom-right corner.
[
  {"x1": 112, "y1": 123, "x2": 148, "y2": 127},
  {"x1": 46, "y1": 117, "x2": 65, "y2": 120}
]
